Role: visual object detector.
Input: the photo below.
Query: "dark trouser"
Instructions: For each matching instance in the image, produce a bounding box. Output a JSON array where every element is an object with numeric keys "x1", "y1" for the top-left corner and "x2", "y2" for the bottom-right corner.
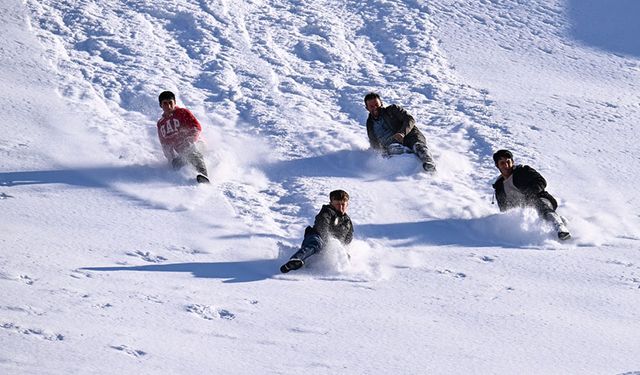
[
  {"x1": 290, "y1": 227, "x2": 325, "y2": 262},
  {"x1": 533, "y1": 197, "x2": 563, "y2": 228},
  {"x1": 403, "y1": 128, "x2": 435, "y2": 165},
  {"x1": 171, "y1": 144, "x2": 208, "y2": 176}
]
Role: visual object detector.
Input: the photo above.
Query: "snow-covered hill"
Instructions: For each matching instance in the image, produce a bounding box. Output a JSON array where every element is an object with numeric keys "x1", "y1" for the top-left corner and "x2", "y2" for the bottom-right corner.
[{"x1": 2, "y1": 0, "x2": 639, "y2": 373}]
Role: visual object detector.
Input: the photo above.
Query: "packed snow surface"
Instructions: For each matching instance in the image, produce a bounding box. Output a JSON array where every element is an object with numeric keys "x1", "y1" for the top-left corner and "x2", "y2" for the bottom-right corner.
[{"x1": 2, "y1": 0, "x2": 640, "y2": 373}]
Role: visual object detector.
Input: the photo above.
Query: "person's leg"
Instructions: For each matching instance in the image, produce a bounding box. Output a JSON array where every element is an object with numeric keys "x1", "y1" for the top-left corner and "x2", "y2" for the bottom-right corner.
[
  {"x1": 534, "y1": 198, "x2": 571, "y2": 240},
  {"x1": 176, "y1": 143, "x2": 209, "y2": 183},
  {"x1": 291, "y1": 231, "x2": 324, "y2": 262},
  {"x1": 184, "y1": 145, "x2": 208, "y2": 177},
  {"x1": 171, "y1": 156, "x2": 187, "y2": 170},
  {"x1": 280, "y1": 228, "x2": 325, "y2": 273},
  {"x1": 413, "y1": 143, "x2": 436, "y2": 172},
  {"x1": 404, "y1": 130, "x2": 436, "y2": 172}
]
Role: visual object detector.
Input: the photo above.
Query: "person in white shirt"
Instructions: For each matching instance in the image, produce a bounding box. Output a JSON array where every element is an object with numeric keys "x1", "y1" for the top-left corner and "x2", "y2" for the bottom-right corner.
[{"x1": 492, "y1": 149, "x2": 571, "y2": 240}]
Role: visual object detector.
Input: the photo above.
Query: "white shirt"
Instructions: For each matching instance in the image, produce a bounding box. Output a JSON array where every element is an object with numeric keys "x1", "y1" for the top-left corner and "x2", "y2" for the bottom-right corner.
[{"x1": 503, "y1": 174, "x2": 526, "y2": 207}]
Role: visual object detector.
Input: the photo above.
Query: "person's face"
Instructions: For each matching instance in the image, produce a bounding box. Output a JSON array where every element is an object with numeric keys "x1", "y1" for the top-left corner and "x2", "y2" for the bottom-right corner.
[
  {"x1": 160, "y1": 99, "x2": 176, "y2": 115},
  {"x1": 365, "y1": 98, "x2": 383, "y2": 118},
  {"x1": 496, "y1": 157, "x2": 514, "y2": 178},
  {"x1": 330, "y1": 199, "x2": 349, "y2": 215}
]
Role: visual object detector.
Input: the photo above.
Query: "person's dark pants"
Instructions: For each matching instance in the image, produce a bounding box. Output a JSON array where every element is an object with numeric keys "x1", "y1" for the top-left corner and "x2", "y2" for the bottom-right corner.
[
  {"x1": 171, "y1": 145, "x2": 208, "y2": 176},
  {"x1": 290, "y1": 227, "x2": 325, "y2": 262},
  {"x1": 403, "y1": 129, "x2": 435, "y2": 166},
  {"x1": 533, "y1": 197, "x2": 563, "y2": 227}
]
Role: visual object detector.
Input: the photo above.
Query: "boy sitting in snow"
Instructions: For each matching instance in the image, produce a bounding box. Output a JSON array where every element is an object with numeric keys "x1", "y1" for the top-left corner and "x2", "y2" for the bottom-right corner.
[
  {"x1": 280, "y1": 190, "x2": 353, "y2": 273},
  {"x1": 492, "y1": 149, "x2": 571, "y2": 240},
  {"x1": 156, "y1": 90, "x2": 210, "y2": 183},
  {"x1": 363, "y1": 92, "x2": 437, "y2": 173}
]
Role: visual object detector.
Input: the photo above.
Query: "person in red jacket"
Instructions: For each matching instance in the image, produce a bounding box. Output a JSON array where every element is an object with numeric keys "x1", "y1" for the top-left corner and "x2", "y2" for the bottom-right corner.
[{"x1": 156, "y1": 91, "x2": 209, "y2": 183}]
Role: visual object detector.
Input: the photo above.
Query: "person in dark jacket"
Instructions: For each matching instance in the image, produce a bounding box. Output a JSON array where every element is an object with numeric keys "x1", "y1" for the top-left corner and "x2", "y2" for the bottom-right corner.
[
  {"x1": 492, "y1": 149, "x2": 571, "y2": 240},
  {"x1": 280, "y1": 190, "x2": 354, "y2": 273},
  {"x1": 364, "y1": 92, "x2": 436, "y2": 172}
]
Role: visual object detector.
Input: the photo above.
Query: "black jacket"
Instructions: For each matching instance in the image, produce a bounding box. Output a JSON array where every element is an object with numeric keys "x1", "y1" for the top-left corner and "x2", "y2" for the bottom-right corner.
[
  {"x1": 307, "y1": 204, "x2": 353, "y2": 245},
  {"x1": 492, "y1": 165, "x2": 558, "y2": 212},
  {"x1": 366, "y1": 105, "x2": 424, "y2": 150}
]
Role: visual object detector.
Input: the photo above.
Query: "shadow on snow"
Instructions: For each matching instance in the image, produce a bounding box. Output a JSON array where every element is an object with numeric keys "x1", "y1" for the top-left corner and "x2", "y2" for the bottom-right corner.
[
  {"x1": 359, "y1": 214, "x2": 549, "y2": 248},
  {"x1": 263, "y1": 149, "x2": 370, "y2": 179},
  {"x1": 82, "y1": 258, "x2": 281, "y2": 283},
  {"x1": 0, "y1": 164, "x2": 178, "y2": 188},
  {"x1": 568, "y1": 0, "x2": 640, "y2": 57},
  {"x1": 263, "y1": 149, "x2": 419, "y2": 180}
]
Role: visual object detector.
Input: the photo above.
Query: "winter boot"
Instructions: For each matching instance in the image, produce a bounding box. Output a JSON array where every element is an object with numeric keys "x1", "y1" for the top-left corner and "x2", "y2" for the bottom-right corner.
[
  {"x1": 280, "y1": 258, "x2": 304, "y2": 273},
  {"x1": 422, "y1": 161, "x2": 437, "y2": 173},
  {"x1": 196, "y1": 174, "x2": 210, "y2": 184},
  {"x1": 557, "y1": 230, "x2": 571, "y2": 241},
  {"x1": 545, "y1": 212, "x2": 571, "y2": 241},
  {"x1": 414, "y1": 144, "x2": 436, "y2": 173}
]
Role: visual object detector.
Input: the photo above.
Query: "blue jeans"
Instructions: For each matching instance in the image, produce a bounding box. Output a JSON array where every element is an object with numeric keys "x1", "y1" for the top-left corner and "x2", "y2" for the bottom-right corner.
[{"x1": 291, "y1": 227, "x2": 325, "y2": 262}]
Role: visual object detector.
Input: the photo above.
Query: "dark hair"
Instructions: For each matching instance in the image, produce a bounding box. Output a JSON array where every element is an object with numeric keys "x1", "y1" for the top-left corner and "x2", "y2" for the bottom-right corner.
[
  {"x1": 158, "y1": 91, "x2": 176, "y2": 104},
  {"x1": 492, "y1": 149, "x2": 513, "y2": 165},
  {"x1": 363, "y1": 92, "x2": 381, "y2": 104},
  {"x1": 329, "y1": 189, "x2": 350, "y2": 201}
]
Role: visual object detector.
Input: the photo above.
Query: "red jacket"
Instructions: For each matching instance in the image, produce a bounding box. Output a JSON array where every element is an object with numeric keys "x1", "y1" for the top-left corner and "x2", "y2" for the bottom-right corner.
[{"x1": 156, "y1": 107, "x2": 202, "y2": 159}]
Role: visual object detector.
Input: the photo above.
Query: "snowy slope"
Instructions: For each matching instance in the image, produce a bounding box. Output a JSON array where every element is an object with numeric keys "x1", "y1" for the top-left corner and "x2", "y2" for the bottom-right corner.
[{"x1": 2, "y1": 0, "x2": 640, "y2": 374}]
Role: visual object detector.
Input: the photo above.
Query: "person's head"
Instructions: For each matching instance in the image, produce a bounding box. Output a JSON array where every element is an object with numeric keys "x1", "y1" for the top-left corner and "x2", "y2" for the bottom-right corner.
[
  {"x1": 329, "y1": 189, "x2": 350, "y2": 215},
  {"x1": 364, "y1": 92, "x2": 383, "y2": 119},
  {"x1": 158, "y1": 91, "x2": 176, "y2": 115},
  {"x1": 493, "y1": 149, "x2": 514, "y2": 178}
]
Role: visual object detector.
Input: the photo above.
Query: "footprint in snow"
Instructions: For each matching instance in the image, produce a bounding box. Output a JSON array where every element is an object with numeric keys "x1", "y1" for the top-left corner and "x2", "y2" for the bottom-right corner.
[
  {"x1": 469, "y1": 253, "x2": 496, "y2": 263},
  {"x1": 0, "y1": 305, "x2": 44, "y2": 316},
  {"x1": 289, "y1": 326, "x2": 329, "y2": 335},
  {"x1": 93, "y1": 303, "x2": 113, "y2": 309},
  {"x1": 168, "y1": 245, "x2": 207, "y2": 255},
  {"x1": 125, "y1": 250, "x2": 167, "y2": 263},
  {"x1": 186, "y1": 304, "x2": 235, "y2": 320},
  {"x1": 617, "y1": 276, "x2": 640, "y2": 289},
  {"x1": 605, "y1": 259, "x2": 634, "y2": 267},
  {"x1": 0, "y1": 273, "x2": 36, "y2": 285},
  {"x1": 110, "y1": 345, "x2": 147, "y2": 358},
  {"x1": 70, "y1": 269, "x2": 93, "y2": 279},
  {"x1": 218, "y1": 309, "x2": 235, "y2": 320},
  {"x1": 437, "y1": 269, "x2": 467, "y2": 279},
  {"x1": 1, "y1": 322, "x2": 64, "y2": 341}
]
